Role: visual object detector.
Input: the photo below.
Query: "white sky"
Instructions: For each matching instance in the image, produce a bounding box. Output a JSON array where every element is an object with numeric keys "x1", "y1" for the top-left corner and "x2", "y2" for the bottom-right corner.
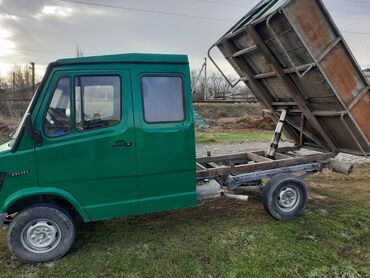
[{"x1": 1, "y1": 0, "x2": 370, "y2": 79}]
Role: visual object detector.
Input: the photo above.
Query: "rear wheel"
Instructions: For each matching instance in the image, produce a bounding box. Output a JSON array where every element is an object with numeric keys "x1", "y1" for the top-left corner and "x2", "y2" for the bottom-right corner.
[
  {"x1": 7, "y1": 204, "x2": 76, "y2": 263},
  {"x1": 263, "y1": 174, "x2": 307, "y2": 220}
]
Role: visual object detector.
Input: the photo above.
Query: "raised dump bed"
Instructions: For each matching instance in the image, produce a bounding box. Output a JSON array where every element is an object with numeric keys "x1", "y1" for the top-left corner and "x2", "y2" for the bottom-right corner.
[{"x1": 210, "y1": 0, "x2": 370, "y2": 157}]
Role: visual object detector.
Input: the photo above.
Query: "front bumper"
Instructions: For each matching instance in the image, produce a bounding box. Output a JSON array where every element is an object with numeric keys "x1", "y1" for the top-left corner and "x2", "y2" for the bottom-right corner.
[{"x1": 0, "y1": 213, "x2": 7, "y2": 228}]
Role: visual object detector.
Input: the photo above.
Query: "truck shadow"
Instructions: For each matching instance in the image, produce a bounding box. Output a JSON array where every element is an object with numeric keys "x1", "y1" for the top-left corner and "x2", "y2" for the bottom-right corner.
[{"x1": 74, "y1": 194, "x2": 268, "y2": 248}]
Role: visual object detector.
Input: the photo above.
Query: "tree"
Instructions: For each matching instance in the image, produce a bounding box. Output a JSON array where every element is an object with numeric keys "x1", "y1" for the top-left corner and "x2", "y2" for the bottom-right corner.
[
  {"x1": 190, "y1": 67, "x2": 256, "y2": 101},
  {"x1": 0, "y1": 75, "x2": 6, "y2": 91},
  {"x1": 209, "y1": 72, "x2": 234, "y2": 99},
  {"x1": 190, "y1": 69, "x2": 199, "y2": 92},
  {"x1": 7, "y1": 64, "x2": 33, "y2": 91}
]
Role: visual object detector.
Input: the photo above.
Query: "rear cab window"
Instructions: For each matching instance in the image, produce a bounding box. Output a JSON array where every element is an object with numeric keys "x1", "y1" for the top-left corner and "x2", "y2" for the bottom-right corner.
[{"x1": 141, "y1": 76, "x2": 185, "y2": 123}]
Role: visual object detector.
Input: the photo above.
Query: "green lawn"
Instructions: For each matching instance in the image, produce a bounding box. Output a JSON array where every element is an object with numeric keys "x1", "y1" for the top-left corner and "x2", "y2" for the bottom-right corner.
[
  {"x1": 0, "y1": 166, "x2": 369, "y2": 277},
  {"x1": 196, "y1": 129, "x2": 274, "y2": 144}
]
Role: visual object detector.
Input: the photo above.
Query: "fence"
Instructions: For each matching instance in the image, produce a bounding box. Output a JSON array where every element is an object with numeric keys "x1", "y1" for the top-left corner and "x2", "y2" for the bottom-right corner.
[{"x1": 0, "y1": 89, "x2": 34, "y2": 119}]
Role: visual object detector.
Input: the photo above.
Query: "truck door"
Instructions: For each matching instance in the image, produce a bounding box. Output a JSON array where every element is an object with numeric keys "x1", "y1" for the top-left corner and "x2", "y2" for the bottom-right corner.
[
  {"x1": 132, "y1": 66, "x2": 196, "y2": 214},
  {"x1": 34, "y1": 69, "x2": 137, "y2": 221}
]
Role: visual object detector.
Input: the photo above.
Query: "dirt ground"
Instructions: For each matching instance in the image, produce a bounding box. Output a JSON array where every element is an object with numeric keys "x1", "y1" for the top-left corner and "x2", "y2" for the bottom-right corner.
[
  {"x1": 0, "y1": 166, "x2": 368, "y2": 277},
  {"x1": 0, "y1": 116, "x2": 18, "y2": 139},
  {"x1": 0, "y1": 104, "x2": 369, "y2": 277},
  {"x1": 193, "y1": 103, "x2": 275, "y2": 130}
]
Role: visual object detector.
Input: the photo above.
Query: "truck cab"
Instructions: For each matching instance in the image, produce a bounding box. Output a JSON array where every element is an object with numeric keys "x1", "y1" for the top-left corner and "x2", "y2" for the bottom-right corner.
[{"x1": 0, "y1": 53, "x2": 196, "y2": 263}]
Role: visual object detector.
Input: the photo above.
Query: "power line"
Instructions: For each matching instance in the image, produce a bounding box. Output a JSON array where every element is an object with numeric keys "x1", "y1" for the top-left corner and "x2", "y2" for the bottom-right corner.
[
  {"x1": 342, "y1": 30, "x2": 370, "y2": 35},
  {"x1": 8, "y1": 28, "x2": 370, "y2": 58},
  {"x1": 342, "y1": 0, "x2": 370, "y2": 4},
  {"x1": 8, "y1": 48, "x2": 73, "y2": 54},
  {"x1": 193, "y1": 0, "x2": 252, "y2": 8},
  {"x1": 333, "y1": 14, "x2": 370, "y2": 22},
  {"x1": 9, "y1": 30, "x2": 370, "y2": 56},
  {"x1": 56, "y1": 0, "x2": 370, "y2": 23},
  {"x1": 201, "y1": 0, "x2": 370, "y2": 8},
  {"x1": 55, "y1": 0, "x2": 370, "y2": 34},
  {"x1": 328, "y1": 8, "x2": 370, "y2": 17},
  {"x1": 56, "y1": 0, "x2": 235, "y2": 22},
  {"x1": 199, "y1": 0, "x2": 370, "y2": 18}
]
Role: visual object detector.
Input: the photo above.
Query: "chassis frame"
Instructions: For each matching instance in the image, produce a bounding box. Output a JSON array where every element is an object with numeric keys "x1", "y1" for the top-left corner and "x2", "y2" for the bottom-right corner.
[{"x1": 196, "y1": 146, "x2": 335, "y2": 189}]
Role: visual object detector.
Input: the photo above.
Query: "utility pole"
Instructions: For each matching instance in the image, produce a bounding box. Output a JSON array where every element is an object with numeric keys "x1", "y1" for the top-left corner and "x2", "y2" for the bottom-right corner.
[
  {"x1": 204, "y1": 57, "x2": 207, "y2": 101},
  {"x1": 76, "y1": 44, "x2": 83, "y2": 58},
  {"x1": 29, "y1": 62, "x2": 35, "y2": 90},
  {"x1": 12, "y1": 71, "x2": 15, "y2": 91},
  {"x1": 76, "y1": 45, "x2": 80, "y2": 58}
]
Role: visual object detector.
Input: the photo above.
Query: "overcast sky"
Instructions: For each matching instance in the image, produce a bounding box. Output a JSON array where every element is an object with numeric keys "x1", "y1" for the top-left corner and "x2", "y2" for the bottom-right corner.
[{"x1": 1, "y1": 0, "x2": 370, "y2": 79}]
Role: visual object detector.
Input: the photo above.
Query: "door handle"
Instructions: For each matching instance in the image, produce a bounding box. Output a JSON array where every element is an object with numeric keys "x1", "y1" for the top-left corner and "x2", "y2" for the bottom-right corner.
[{"x1": 112, "y1": 140, "x2": 132, "y2": 147}]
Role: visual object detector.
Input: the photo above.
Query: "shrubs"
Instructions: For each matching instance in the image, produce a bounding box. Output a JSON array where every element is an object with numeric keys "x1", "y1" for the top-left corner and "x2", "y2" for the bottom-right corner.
[{"x1": 194, "y1": 103, "x2": 274, "y2": 130}]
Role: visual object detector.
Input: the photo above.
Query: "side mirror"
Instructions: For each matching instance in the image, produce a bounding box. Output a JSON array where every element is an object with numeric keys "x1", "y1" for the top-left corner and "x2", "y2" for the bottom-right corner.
[
  {"x1": 33, "y1": 131, "x2": 43, "y2": 147},
  {"x1": 24, "y1": 114, "x2": 33, "y2": 139},
  {"x1": 24, "y1": 114, "x2": 43, "y2": 147}
]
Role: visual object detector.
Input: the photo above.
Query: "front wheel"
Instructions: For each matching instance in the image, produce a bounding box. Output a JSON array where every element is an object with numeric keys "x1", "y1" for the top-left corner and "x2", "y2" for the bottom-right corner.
[
  {"x1": 7, "y1": 204, "x2": 76, "y2": 263},
  {"x1": 263, "y1": 174, "x2": 308, "y2": 221}
]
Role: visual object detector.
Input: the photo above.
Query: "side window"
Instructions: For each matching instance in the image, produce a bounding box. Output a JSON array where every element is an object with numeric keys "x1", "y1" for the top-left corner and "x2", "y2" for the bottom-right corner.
[
  {"x1": 141, "y1": 76, "x2": 185, "y2": 123},
  {"x1": 44, "y1": 77, "x2": 71, "y2": 138},
  {"x1": 75, "y1": 76, "x2": 121, "y2": 131}
]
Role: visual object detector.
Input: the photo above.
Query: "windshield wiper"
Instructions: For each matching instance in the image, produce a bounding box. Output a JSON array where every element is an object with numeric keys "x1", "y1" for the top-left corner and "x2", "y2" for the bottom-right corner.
[{"x1": 9, "y1": 130, "x2": 15, "y2": 139}]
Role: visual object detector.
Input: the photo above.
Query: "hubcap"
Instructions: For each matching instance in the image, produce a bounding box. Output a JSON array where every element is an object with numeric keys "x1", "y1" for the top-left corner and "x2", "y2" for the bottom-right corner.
[
  {"x1": 21, "y1": 219, "x2": 61, "y2": 254},
  {"x1": 277, "y1": 185, "x2": 300, "y2": 212}
]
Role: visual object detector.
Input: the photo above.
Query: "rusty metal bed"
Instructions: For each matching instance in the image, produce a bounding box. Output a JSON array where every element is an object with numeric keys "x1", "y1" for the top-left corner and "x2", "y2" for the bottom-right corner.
[{"x1": 198, "y1": 0, "x2": 369, "y2": 180}]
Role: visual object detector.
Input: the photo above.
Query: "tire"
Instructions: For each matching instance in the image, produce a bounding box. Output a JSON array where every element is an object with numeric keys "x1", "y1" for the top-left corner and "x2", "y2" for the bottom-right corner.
[
  {"x1": 263, "y1": 174, "x2": 307, "y2": 221},
  {"x1": 7, "y1": 204, "x2": 76, "y2": 264}
]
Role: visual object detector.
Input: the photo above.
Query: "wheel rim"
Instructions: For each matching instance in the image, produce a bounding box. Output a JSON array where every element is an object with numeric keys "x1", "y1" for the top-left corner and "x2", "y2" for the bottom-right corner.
[
  {"x1": 277, "y1": 185, "x2": 301, "y2": 213},
  {"x1": 21, "y1": 219, "x2": 62, "y2": 254}
]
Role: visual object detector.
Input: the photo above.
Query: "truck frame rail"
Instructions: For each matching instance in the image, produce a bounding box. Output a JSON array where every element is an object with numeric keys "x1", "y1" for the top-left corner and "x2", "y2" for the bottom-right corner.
[{"x1": 196, "y1": 146, "x2": 334, "y2": 180}]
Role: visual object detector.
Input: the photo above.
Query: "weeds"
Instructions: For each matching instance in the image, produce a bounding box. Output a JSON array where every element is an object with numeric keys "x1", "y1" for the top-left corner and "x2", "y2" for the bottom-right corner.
[{"x1": 0, "y1": 166, "x2": 368, "y2": 277}]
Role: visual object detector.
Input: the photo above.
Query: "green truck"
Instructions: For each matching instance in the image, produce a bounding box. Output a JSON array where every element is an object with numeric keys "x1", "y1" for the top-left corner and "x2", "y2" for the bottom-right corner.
[
  {"x1": 1, "y1": 0, "x2": 369, "y2": 264},
  {"x1": 0, "y1": 54, "x2": 200, "y2": 263},
  {"x1": 0, "y1": 52, "x2": 355, "y2": 264}
]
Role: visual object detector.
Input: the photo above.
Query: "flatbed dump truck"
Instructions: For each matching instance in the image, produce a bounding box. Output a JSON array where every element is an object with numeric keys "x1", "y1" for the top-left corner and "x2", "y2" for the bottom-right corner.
[{"x1": 0, "y1": 0, "x2": 369, "y2": 263}]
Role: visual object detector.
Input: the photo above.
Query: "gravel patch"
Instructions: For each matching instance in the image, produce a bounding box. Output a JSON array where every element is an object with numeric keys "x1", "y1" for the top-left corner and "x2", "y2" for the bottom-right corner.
[
  {"x1": 196, "y1": 142, "x2": 368, "y2": 165},
  {"x1": 196, "y1": 141, "x2": 289, "y2": 158}
]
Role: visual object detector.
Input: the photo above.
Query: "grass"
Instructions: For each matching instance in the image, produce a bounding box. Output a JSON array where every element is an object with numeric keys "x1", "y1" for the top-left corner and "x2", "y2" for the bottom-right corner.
[
  {"x1": 0, "y1": 93, "x2": 367, "y2": 275},
  {"x1": 195, "y1": 129, "x2": 274, "y2": 144},
  {"x1": 0, "y1": 166, "x2": 369, "y2": 277}
]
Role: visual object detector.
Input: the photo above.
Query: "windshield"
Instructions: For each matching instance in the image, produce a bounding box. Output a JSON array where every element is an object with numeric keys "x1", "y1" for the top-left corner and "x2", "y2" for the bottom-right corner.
[{"x1": 9, "y1": 93, "x2": 37, "y2": 148}]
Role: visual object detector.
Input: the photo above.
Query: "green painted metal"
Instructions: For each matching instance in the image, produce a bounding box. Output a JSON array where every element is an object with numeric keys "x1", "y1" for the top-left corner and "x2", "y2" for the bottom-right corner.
[
  {"x1": 131, "y1": 64, "x2": 196, "y2": 214},
  {"x1": 56, "y1": 53, "x2": 189, "y2": 66},
  {"x1": 0, "y1": 53, "x2": 196, "y2": 222},
  {"x1": 1, "y1": 187, "x2": 91, "y2": 221}
]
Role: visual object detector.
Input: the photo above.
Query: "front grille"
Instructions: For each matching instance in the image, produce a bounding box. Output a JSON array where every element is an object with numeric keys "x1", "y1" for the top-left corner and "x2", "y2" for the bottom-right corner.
[{"x1": 0, "y1": 172, "x2": 6, "y2": 190}]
